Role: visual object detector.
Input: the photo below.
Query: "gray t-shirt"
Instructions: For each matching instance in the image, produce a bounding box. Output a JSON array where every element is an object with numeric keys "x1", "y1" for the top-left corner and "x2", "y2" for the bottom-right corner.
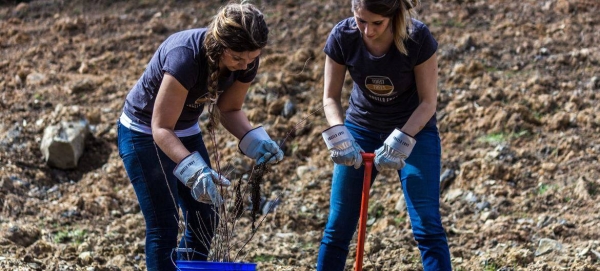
[
  {"x1": 123, "y1": 28, "x2": 258, "y2": 131},
  {"x1": 324, "y1": 18, "x2": 438, "y2": 133}
]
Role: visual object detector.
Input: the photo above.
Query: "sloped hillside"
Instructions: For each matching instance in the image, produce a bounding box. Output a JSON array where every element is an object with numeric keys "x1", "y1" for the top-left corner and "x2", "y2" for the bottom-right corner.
[{"x1": 0, "y1": 0, "x2": 599, "y2": 270}]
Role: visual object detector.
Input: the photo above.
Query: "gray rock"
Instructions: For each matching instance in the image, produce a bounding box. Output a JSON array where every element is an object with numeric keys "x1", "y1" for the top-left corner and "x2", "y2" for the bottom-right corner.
[
  {"x1": 282, "y1": 99, "x2": 296, "y2": 119},
  {"x1": 535, "y1": 238, "x2": 562, "y2": 257},
  {"x1": 40, "y1": 120, "x2": 89, "y2": 169}
]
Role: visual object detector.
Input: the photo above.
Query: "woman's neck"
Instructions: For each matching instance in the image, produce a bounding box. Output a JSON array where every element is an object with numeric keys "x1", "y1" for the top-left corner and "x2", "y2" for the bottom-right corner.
[{"x1": 363, "y1": 29, "x2": 394, "y2": 57}]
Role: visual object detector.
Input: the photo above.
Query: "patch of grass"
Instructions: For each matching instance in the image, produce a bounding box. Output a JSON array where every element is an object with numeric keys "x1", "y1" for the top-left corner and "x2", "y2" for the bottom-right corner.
[
  {"x1": 537, "y1": 183, "x2": 556, "y2": 195},
  {"x1": 54, "y1": 228, "x2": 87, "y2": 244},
  {"x1": 394, "y1": 216, "x2": 406, "y2": 224},
  {"x1": 368, "y1": 203, "x2": 385, "y2": 219},
  {"x1": 477, "y1": 132, "x2": 507, "y2": 145},
  {"x1": 483, "y1": 262, "x2": 499, "y2": 271},
  {"x1": 253, "y1": 254, "x2": 275, "y2": 262},
  {"x1": 485, "y1": 66, "x2": 500, "y2": 73},
  {"x1": 477, "y1": 130, "x2": 530, "y2": 145},
  {"x1": 533, "y1": 111, "x2": 544, "y2": 121},
  {"x1": 300, "y1": 241, "x2": 313, "y2": 250},
  {"x1": 409, "y1": 254, "x2": 421, "y2": 264},
  {"x1": 290, "y1": 142, "x2": 299, "y2": 154},
  {"x1": 375, "y1": 207, "x2": 384, "y2": 218}
]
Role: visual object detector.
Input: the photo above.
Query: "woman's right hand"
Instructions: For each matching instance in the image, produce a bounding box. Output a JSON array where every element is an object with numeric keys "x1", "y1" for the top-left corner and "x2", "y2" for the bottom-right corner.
[
  {"x1": 173, "y1": 151, "x2": 231, "y2": 205},
  {"x1": 321, "y1": 125, "x2": 364, "y2": 169},
  {"x1": 189, "y1": 168, "x2": 231, "y2": 206}
]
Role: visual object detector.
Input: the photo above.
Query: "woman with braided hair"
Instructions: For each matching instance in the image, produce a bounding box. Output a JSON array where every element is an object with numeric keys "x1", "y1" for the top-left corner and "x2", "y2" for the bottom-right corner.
[
  {"x1": 318, "y1": 0, "x2": 452, "y2": 270},
  {"x1": 117, "y1": 2, "x2": 283, "y2": 270}
]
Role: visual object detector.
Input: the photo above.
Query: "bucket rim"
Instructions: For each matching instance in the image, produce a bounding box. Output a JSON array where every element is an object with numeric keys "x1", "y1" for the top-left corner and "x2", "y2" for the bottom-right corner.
[{"x1": 175, "y1": 259, "x2": 257, "y2": 267}]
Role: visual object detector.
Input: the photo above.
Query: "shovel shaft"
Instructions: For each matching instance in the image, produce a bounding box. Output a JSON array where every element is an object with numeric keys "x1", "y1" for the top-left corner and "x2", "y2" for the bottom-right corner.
[{"x1": 355, "y1": 153, "x2": 375, "y2": 271}]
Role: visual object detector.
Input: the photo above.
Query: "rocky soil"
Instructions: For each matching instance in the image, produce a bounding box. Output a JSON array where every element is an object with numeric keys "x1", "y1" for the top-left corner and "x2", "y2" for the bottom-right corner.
[{"x1": 1, "y1": 0, "x2": 599, "y2": 270}]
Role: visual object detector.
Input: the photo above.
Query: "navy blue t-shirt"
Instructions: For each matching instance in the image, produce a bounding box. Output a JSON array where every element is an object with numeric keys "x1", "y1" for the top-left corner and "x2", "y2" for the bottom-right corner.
[
  {"x1": 324, "y1": 18, "x2": 438, "y2": 133},
  {"x1": 123, "y1": 28, "x2": 258, "y2": 130}
]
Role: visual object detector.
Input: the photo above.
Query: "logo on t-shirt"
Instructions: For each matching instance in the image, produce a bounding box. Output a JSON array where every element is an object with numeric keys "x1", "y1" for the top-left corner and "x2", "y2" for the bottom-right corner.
[
  {"x1": 185, "y1": 96, "x2": 208, "y2": 109},
  {"x1": 187, "y1": 91, "x2": 220, "y2": 109},
  {"x1": 365, "y1": 76, "x2": 394, "y2": 96}
]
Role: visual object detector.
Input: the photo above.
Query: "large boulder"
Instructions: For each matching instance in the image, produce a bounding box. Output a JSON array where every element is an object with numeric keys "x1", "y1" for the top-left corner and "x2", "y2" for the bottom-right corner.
[{"x1": 40, "y1": 121, "x2": 89, "y2": 169}]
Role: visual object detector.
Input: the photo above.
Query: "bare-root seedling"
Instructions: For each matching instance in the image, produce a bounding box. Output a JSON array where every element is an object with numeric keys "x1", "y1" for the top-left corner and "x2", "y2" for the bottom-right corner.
[{"x1": 157, "y1": 89, "x2": 329, "y2": 264}]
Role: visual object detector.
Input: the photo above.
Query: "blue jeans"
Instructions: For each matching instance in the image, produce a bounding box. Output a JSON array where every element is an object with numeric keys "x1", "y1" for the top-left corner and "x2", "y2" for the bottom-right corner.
[
  {"x1": 317, "y1": 121, "x2": 452, "y2": 271},
  {"x1": 117, "y1": 121, "x2": 217, "y2": 271}
]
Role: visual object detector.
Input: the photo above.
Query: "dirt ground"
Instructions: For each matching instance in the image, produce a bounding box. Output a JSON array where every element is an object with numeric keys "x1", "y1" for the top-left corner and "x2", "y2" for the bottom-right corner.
[{"x1": 1, "y1": 0, "x2": 599, "y2": 270}]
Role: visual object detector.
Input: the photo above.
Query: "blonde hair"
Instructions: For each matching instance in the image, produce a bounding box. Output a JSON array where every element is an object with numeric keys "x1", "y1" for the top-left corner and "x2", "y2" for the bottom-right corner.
[
  {"x1": 352, "y1": 0, "x2": 420, "y2": 55},
  {"x1": 203, "y1": 2, "x2": 269, "y2": 125}
]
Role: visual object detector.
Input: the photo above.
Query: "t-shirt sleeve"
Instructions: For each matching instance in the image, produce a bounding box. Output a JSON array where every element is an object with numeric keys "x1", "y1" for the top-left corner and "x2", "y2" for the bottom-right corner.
[
  {"x1": 162, "y1": 47, "x2": 199, "y2": 90},
  {"x1": 323, "y1": 26, "x2": 345, "y2": 65},
  {"x1": 414, "y1": 23, "x2": 438, "y2": 65},
  {"x1": 236, "y1": 57, "x2": 260, "y2": 83}
]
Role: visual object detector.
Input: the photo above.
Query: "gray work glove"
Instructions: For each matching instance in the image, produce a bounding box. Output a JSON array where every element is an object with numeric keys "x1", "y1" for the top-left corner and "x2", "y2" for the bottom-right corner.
[
  {"x1": 374, "y1": 129, "x2": 416, "y2": 171},
  {"x1": 173, "y1": 151, "x2": 231, "y2": 205},
  {"x1": 322, "y1": 124, "x2": 363, "y2": 169},
  {"x1": 239, "y1": 126, "x2": 284, "y2": 165}
]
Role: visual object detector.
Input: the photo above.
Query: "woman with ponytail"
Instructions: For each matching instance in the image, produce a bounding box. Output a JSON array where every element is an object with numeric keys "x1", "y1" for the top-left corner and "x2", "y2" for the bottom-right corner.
[
  {"x1": 318, "y1": 0, "x2": 452, "y2": 270},
  {"x1": 117, "y1": 2, "x2": 283, "y2": 270}
]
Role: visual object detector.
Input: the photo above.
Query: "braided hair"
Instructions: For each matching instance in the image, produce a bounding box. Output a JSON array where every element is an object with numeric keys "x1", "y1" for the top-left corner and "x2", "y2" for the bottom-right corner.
[
  {"x1": 203, "y1": 2, "x2": 269, "y2": 125},
  {"x1": 351, "y1": 0, "x2": 420, "y2": 55}
]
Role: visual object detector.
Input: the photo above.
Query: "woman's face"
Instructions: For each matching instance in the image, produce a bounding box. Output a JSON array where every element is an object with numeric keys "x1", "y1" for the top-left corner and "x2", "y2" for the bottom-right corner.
[
  {"x1": 220, "y1": 49, "x2": 261, "y2": 72},
  {"x1": 353, "y1": 7, "x2": 391, "y2": 41}
]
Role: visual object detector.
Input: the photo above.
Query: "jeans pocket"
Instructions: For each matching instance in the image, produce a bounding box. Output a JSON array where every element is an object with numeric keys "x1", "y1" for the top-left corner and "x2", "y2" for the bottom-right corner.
[{"x1": 117, "y1": 121, "x2": 128, "y2": 159}]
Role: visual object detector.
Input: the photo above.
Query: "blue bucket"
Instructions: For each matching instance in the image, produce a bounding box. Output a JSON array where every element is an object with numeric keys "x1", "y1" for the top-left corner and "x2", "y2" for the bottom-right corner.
[{"x1": 175, "y1": 260, "x2": 257, "y2": 271}]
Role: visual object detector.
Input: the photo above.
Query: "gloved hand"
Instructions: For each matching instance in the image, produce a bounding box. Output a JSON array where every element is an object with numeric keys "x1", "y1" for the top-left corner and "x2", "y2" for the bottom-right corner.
[
  {"x1": 374, "y1": 129, "x2": 416, "y2": 171},
  {"x1": 322, "y1": 124, "x2": 363, "y2": 169},
  {"x1": 239, "y1": 126, "x2": 284, "y2": 165},
  {"x1": 173, "y1": 151, "x2": 231, "y2": 205}
]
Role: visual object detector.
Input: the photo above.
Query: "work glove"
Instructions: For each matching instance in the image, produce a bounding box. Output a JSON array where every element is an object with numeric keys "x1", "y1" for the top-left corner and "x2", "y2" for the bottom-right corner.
[
  {"x1": 239, "y1": 126, "x2": 284, "y2": 165},
  {"x1": 173, "y1": 151, "x2": 231, "y2": 205},
  {"x1": 374, "y1": 129, "x2": 416, "y2": 171},
  {"x1": 322, "y1": 124, "x2": 364, "y2": 169}
]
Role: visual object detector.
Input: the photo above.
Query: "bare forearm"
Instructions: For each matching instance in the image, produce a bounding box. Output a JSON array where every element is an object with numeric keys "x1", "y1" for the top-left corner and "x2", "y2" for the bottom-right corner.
[
  {"x1": 405, "y1": 53, "x2": 439, "y2": 136},
  {"x1": 401, "y1": 100, "x2": 437, "y2": 136},
  {"x1": 220, "y1": 110, "x2": 254, "y2": 139},
  {"x1": 323, "y1": 97, "x2": 345, "y2": 126},
  {"x1": 152, "y1": 128, "x2": 190, "y2": 164},
  {"x1": 323, "y1": 55, "x2": 347, "y2": 126}
]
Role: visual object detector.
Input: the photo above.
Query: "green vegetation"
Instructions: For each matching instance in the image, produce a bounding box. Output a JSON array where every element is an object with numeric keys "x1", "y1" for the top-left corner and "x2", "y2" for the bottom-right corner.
[
  {"x1": 478, "y1": 132, "x2": 507, "y2": 145},
  {"x1": 483, "y1": 262, "x2": 499, "y2": 271},
  {"x1": 394, "y1": 216, "x2": 406, "y2": 224},
  {"x1": 300, "y1": 241, "x2": 314, "y2": 250},
  {"x1": 253, "y1": 254, "x2": 275, "y2": 262},
  {"x1": 537, "y1": 183, "x2": 556, "y2": 195},
  {"x1": 477, "y1": 130, "x2": 530, "y2": 145},
  {"x1": 54, "y1": 228, "x2": 87, "y2": 244}
]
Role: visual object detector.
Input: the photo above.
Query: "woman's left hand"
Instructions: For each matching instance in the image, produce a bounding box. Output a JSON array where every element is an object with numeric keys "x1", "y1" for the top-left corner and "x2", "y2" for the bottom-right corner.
[{"x1": 374, "y1": 129, "x2": 416, "y2": 171}]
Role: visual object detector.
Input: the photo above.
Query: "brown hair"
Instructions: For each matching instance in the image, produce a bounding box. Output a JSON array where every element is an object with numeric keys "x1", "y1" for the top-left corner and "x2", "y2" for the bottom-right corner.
[
  {"x1": 351, "y1": 0, "x2": 419, "y2": 55},
  {"x1": 203, "y1": 2, "x2": 269, "y2": 125}
]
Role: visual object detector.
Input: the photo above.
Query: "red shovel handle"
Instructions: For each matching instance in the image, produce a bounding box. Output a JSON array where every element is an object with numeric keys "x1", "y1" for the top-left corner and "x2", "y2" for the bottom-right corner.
[{"x1": 355, "y1": 152, "x2": 374, "y2": 271}]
